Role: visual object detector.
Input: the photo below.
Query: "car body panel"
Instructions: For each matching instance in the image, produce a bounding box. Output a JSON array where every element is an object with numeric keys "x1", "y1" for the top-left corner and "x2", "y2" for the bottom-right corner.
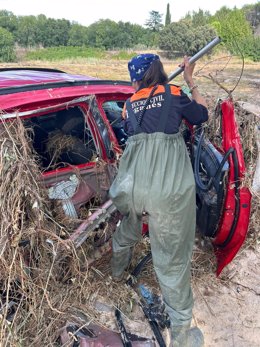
[
  {"x1": 213, "y1": 99, "x2": 251, "y2": 275},
  {"x1": 0, "y1": 84, "x2": 133, "y2": 112},
  {"x1": 0, "y1": 70, "x2": 252, "y2": 275},
  {"x1": 0, "y1": 69, "x2": 133, "y2": 112}
]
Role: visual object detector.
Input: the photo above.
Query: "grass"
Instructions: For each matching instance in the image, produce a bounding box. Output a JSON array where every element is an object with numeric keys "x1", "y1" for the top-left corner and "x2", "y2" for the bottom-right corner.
[
  {"x1": 26, "y1": 46, "x2": 107, "y2": 61},
  {"x1": 25, "y1": 46, "x2": 137, "y2": 62}
]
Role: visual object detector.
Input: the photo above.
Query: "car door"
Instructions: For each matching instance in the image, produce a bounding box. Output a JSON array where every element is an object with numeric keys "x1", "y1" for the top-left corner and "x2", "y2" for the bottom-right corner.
[
  {"x1": 3, "y1": 96, "x2": 118, "y2": 219},
  {"x1": 192, "y1": 98, "x2": 251, "y2": 275}
]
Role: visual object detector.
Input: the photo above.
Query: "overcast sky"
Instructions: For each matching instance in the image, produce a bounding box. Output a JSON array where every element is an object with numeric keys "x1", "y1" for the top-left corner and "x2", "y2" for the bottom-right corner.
[{"x1": 0, "y1": 0, "x2": 258, "y2": 26}]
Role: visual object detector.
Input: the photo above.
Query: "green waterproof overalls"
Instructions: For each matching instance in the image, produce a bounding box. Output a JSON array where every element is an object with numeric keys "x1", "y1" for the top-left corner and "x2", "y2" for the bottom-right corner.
[{"x1": 109, "y1": 84, "x2": 196, "y2": 336}]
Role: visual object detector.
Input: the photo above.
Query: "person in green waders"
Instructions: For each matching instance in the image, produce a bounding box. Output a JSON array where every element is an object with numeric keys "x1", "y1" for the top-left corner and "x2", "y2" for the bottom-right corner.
[{"x1": 109, "y1": 54, "x2": 208, "y2": 347}]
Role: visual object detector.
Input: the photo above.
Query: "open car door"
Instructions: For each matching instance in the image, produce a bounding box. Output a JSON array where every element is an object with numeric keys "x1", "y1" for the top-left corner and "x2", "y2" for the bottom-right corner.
[{"x1": 193, "y1": 98, "x2": 251, "y2": 275}]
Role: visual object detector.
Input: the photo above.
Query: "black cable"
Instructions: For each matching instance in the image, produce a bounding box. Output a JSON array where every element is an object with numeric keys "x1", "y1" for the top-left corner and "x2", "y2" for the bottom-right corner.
[
  {"x1": 194, "y1": 130, "x2": 234, "y2": 192},
  {"x1": 141, "y1": 304, "x2": 166, "y2": 347},
  {"x1": 215, "y1": 149, "x2": 240, "y2": 248},
  {"x1": 125, "y1": 252, "x2": 166, "y2": 347},
  {"x1": 115, "y1": 308, "x2": 133, "y2": 347},
  {"x1": 126, "y1": 252, "x2": 152, "y2": 286}
]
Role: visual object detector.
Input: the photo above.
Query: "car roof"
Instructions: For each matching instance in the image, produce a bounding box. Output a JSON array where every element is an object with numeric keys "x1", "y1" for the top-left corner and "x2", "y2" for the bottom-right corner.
[
  {"x1": 0, "y1": 68, "x2": 131, "y2": 89},
  {"x1": 0, "y1": 68, "x2": 133, "y2": 111},
  {"x1": 0, "y1": 69, "x2": 91, "y2": 89}
]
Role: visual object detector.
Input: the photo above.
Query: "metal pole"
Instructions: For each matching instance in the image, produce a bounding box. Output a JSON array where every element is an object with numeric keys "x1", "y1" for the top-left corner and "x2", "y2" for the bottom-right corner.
[{"x1": 168, "y1": 36, "x2": 222, "y2": 81}]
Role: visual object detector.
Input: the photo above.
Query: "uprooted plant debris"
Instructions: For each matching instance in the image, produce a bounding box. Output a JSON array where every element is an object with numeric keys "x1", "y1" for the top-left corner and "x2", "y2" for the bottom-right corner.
[
  {"x1": 0, "y1": 117, "x2": 136, "y2": 346},
  {"x1": 0, "y1": 100, "x2": 259, "y2": 346}
]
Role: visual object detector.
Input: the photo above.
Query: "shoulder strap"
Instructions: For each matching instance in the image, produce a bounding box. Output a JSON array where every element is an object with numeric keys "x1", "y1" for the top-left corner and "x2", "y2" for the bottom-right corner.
[
  {"x1": 137, "y1": 84, "x2": 158, "y2": 126},
  {"x1": 156, "y1": 84, "x2": 172, "y2": 133},
  {"x1": 125, "y1": 99, "x2": 143, "y2": 134},
  {"x1": 126, "y1": 85, "x2": 158, "y2": 135}
]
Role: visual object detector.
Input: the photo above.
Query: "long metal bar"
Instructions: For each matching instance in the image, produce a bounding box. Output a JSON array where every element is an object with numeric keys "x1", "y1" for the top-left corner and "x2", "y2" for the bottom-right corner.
[{"x1": 168, "y1": 36, "x2": 221, "y2": 81}]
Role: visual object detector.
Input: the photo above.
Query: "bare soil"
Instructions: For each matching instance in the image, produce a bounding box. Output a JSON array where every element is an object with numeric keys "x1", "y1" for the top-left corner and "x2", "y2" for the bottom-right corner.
[{"x1": 193, "y1": 248, "x2": 260, "y2": 347}]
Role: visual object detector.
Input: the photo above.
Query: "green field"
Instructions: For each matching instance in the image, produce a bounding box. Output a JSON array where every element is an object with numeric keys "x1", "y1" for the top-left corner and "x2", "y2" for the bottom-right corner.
[{"x1": 25, "y1": 46, "x2": 137, "y2": 61}]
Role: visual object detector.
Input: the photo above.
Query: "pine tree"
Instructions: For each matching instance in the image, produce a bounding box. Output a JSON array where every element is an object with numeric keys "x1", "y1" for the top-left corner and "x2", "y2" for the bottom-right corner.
[
  {"x1": 165, "y1": 3, "x2": 171, "y2": 26},
  {"x1": 145, "y1": 11, "x2": 163, "y2": 32}
]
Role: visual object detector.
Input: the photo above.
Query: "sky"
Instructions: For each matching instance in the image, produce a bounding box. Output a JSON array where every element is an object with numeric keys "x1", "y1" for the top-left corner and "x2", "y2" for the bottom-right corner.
[{"x1": 0, "y1": 0, "x2": 258, "y2": 26}]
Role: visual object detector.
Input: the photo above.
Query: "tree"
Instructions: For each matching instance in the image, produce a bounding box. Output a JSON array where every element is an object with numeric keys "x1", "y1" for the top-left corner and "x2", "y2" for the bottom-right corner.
[
  {"x1": 39, "y1": 18, "x2": 71, "y2": 47},
  {"x1": 165, "y1": 3, "x2": 171, "y2": 26},
  {"x1": 15, "y1": 16, "x2": 38, "y2": 47},
  {"x1": 159, "y1": 21, "x2": 216, "y2": 56},
  {"x1": 242, "y1": 3, "x2": 260, "y2": 32},
  {"x1": 87, "y1": 19, "x2": 120, "y2": 49},
  {"x1": 34, "y1": 15, "x2": 48, "y2": 46},
  {"x1": 68, "y1": 23, "x2": 89, "y2": 46},
  {"x1": 210, "y1": 7, "x2": 253, "y2": 52},
  {"x1": 0, "y1": 10, "x2": 18, "y2": 33},
  {"x1": 0, "y1": 26, "x2": 16, "y2": 61},
  {"x1": 124, "y1": 23, "x2": 155, "y2": 48},
  {"x1": 145, "y1": 10, "x2": 163, "y2": 32},
  {"x1": 182, "y1": 9, "x2": 211, "y2": 27},
  {"x1": 191, "y1": 9, "x2": 211, "y2": 27}
]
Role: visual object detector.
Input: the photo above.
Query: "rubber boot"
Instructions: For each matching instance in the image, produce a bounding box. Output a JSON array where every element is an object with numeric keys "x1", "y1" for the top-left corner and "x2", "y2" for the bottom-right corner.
[
  {"x1": 111, "y1": 248, "x2": 132, "y2": 281},
  {"x1": 170, "y1": 326, "x2": 204, "y2": 347}
]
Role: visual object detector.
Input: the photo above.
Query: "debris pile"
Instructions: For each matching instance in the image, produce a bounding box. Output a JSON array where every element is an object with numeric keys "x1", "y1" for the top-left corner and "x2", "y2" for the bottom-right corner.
[
  {"x1": 0, "y1": 98, "x2": 259, "y2": 345},
  {"x1": 0, "y1": 117, "x2": 138, "y2": 346}
]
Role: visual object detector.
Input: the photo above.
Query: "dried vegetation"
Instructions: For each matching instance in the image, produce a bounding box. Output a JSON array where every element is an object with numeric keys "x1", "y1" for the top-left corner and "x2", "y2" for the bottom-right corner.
[
  {"x1": 0, "y1": 117, "x2": 134, "y2": 346},
  {"x1": 0, "y1": 56, "x2": 259, "y2": 346}
]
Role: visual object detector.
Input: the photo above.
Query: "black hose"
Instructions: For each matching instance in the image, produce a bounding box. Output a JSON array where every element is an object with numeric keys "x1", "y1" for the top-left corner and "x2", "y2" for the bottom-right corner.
[
  {"x1": 194, "y1": 130, "x2": 234, "y2": 192},
  {"x1": 194, "y1": 130, "x2": 241, "y2": 247},
  {"x1": 115, "y1": 308, "x2": 133, "y2": 347},
  {"x1": 215, "y1": 149, "x2": 240, "y2": 248},
  {"x1": 126, "y1": 252, "x2": 152, "y2": 286},
  {"x1": 141, "y1": 304, "x2": 166, "y2": 347},
  {"x1": 125, "y1": 252, "x2": 166, "y2": 347}
]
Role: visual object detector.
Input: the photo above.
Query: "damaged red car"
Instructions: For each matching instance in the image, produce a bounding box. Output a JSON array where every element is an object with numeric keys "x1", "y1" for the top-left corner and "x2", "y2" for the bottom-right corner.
[{"x1": 0, "y1": 67, "x2": 251, "y2": 276}]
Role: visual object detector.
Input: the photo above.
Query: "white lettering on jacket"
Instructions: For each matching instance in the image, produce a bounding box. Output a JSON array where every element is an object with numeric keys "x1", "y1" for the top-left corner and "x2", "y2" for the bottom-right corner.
[{"x1": 131, "y1": 94, "x2": 164, "y2": 114}]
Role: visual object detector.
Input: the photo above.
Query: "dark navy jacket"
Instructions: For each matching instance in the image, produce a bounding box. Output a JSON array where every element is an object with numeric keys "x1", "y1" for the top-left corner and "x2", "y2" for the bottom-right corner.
[{"x1": 124, "y1": 84, "x2": 208, "y2": 136}]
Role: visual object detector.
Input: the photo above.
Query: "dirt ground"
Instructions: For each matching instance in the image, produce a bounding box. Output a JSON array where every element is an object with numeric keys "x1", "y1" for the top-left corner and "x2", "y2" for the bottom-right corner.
[
  {"x1": 1, "y1": 55, "x2": 259, "y2": 346},
  {"x1": 76, "y1": 235, "x2": 260, "y2": 347},
  {"x1": 192, "y1": 247, "x2": 260, "y2": 347}
]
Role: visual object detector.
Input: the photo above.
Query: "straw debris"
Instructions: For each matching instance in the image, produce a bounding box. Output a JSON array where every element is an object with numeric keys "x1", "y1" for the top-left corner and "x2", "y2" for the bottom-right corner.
[
  {"x1": 0, "y1": 116, "x2": 134, "y2": 346},
  {"x1": 0, "y1": 96, "x2": 259, "y2": 345}
]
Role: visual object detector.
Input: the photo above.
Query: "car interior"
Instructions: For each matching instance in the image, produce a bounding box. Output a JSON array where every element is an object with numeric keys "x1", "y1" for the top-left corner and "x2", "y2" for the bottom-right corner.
[
  {"x1": 192, "y1": 129, "x2": 229, "y2": 237},
  {"x1": 102, "y1": 100, "x2": 128, "y2": 147},
  {"x1": 179, "y1": 124, "x2": 230, "y2": 237},
  {"x1": 24, "y1": 106, "x2": 96, "y2": 170}
]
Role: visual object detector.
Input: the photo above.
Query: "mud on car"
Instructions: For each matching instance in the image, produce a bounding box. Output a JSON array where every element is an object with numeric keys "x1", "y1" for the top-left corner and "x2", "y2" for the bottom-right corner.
[{"x1": 0, "y1": 67, "x2": 251, "y2": 276}]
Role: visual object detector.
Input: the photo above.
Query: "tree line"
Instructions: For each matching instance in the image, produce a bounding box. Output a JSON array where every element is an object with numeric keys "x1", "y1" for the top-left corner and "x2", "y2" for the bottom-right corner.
[{"x1": 0, "y1": 2, "x2": 259, "y2": 62}]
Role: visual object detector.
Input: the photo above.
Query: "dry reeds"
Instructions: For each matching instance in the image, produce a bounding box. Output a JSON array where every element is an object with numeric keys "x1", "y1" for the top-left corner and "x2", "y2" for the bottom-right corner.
[
  {"x1": 0, "y1": 116, "x2": 133, "y2": 346},
  {"x1": 46, "y1": 131, "x2": 79, "y2": 165}
]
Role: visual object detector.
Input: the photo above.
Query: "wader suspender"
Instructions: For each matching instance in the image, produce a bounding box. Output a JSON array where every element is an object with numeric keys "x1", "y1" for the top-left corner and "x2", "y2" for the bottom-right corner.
[{"x1": 126, "y1": 84, "x2": 172, "y2": 134}]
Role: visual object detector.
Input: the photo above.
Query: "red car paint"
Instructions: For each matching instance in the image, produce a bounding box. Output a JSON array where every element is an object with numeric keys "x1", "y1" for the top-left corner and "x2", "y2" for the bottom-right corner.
[
  {"x1": 213, "y1": 99, "x2": 251, "y2": 275},
  {"x1": 0, "y1": 70, "x2": 251, "y2": 275}
]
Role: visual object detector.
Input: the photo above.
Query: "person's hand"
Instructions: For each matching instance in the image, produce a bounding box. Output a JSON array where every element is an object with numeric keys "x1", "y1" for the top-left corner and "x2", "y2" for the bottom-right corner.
[{"x1": 179, "y1": 55, "x2": 195, "y2": 86}]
